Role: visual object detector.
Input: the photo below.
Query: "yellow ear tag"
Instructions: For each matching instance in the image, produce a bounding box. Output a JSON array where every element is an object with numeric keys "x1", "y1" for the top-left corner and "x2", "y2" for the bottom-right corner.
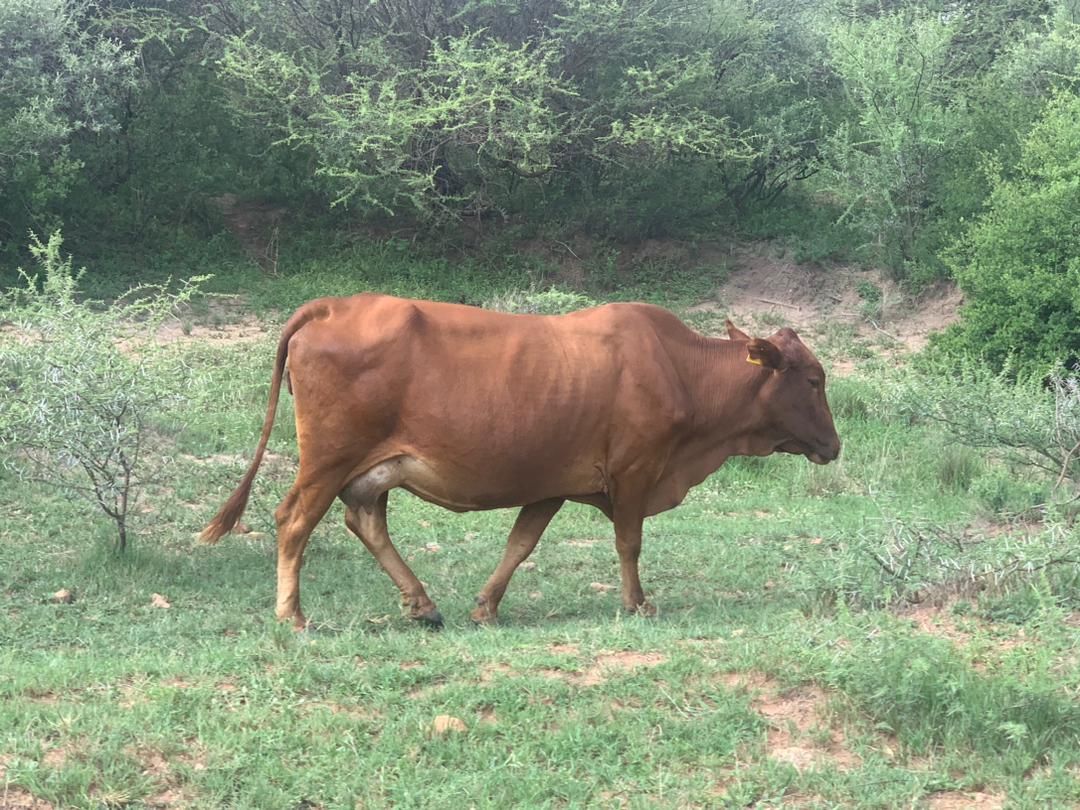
[{"x1": 746, "y1": 355, "x2": 763, "y2": 366}]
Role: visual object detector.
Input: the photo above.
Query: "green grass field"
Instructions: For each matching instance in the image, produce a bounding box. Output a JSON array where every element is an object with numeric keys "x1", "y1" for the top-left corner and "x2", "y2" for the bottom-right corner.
[{"x1": 2, "y1": 252, "x2": 1080, "y2": 809}]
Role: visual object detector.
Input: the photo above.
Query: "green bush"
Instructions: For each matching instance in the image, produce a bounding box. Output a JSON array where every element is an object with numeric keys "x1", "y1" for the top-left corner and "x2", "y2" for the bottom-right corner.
[
  {"x1": 875, "y1": 359, "x2": 1080, "y2": 497},
  {"x1": 819, "y1": 8, "x2": 963, "y2": 278},
  {"x1": 937, "y1": 445, "x2": 983, "y2": 493},
  {"x1": 0, "y1": 0, "x2": 136, "y2": 251},
  {"x1": 938, "y1": 91, "x2": 1080, "y2": 375},
  {"x1": 972, "y1": 468, "x2": 1047, "y2": 517},
  {"x1": 0, "y1": 232, "x2": 207, "y2": 551}
]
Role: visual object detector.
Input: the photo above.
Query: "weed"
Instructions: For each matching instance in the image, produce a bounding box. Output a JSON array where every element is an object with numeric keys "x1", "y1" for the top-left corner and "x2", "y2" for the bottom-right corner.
[{"x1": 938, "y1": 445, "x2": 982, "y2": 492}]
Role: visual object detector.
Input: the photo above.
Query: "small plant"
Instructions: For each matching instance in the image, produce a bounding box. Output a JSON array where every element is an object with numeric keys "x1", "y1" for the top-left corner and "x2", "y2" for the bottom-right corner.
[
  {"x1": 484, "y1": 285, "x2": 596, "y2": 315},
  {"x1": 827, "y1": 377, "x2": 873, "y2": 420},
  {"x1": 971, "y1": 468, "x2": 1045, "y2": 518},
  {"x1": 0, "y1": 232, "x2": 208, "y2": 551},
  {"x1": 855, "y1": 279, "x2": 883, "y2": 321},
  {"x1": 937, "y1": 445, "x2": 982, "y2": 492},
  {"x1": 875, "y1": 359, "x2": 1080, "y2": 501}
]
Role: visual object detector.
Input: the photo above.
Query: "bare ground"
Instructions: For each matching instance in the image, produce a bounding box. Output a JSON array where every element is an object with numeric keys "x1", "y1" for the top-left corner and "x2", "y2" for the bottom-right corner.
[
  {"x1": 926, "y1": 790, "x2": 1006, "y2": 809},
  {"x1": 513, "y1": 235, "x2": 962, "y2": 360},
  {"x1": 692, "y1": 241, "x2": 962, "y2": 358},
  {"x1": 720, "y1": 671, "x2": 862, "y2": 772}
]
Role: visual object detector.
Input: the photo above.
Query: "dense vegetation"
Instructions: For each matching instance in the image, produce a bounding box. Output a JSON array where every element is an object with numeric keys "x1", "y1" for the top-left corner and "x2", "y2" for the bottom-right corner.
[{"x1": 3, "y1": 0, "x2": 1080, "y2": 370}]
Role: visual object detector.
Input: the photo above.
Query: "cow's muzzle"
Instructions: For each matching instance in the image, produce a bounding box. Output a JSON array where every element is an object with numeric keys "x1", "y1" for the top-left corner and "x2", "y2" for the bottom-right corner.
[{"x1": 807, "y1": 437, "x2": 841, "y2": 465}]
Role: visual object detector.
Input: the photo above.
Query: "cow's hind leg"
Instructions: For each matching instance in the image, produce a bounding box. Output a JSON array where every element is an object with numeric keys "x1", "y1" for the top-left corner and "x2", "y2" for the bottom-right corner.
[
  {"x1": 471, "y1": 498, "x2": 564, "y2": 624},
  {"x1": 275, "y1": 475, "x2": 342, "y2": 630},
  {"x1": 343, "y1": 491, "x2": 442, "y2": 628}
]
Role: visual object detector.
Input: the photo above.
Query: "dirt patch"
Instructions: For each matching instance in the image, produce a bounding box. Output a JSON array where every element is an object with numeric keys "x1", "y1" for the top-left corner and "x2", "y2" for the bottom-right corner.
[
  {"x1": 901, "y1": 604, "x2": 974, "y2": 645},
  {"x1": 897, "y1": 601, "x2": 1028, "y2": 668},
  {"x1": 162, "y1": 677, "x2": 195, "y2": 689},
  {"x1": 41, "y1": 742, "x2": 73, "y2": 768},
  {"x1": 25, "y1": 691, "x2": 60, "y2": 705},
  {"x1": 721, "y1": 671, "x2": 860, "y2": 771},
  {"x1": 174, "y1": 745, "x2": 208, "y2": 772},
  {"x1": 125, "y1": 747, "x2": 199, "y2": 809},
  {"x1": 154, "y1": 315, "x2": 271, "y2": 348},
  {"x1": 146, "y1": 787, "x2": 195, "y2": 809},
  {"x1": 137, "y1": 749, "x2": 171, "y2": 779},
  {"x1": 691, "y1": 241, "x2": 961, "y2": 361},
  {"x1": 479, "y1": 662, "x2": 517, "y2": 683},
  {"x1": 926, "y1": 790, "x2": 1005, "y2": 809},
  {"x1": 113, "y1": 297, "x2": 273, "y2": 358},
  {"x1": 0, "y1": 785, "x2": 55, "y2": 809},
  {"x1": 536, "y1": 651, "x2": 666, "y2": 687},
  {"x1": 758, "y1": 686, "x2": 860, "y2": 771}
]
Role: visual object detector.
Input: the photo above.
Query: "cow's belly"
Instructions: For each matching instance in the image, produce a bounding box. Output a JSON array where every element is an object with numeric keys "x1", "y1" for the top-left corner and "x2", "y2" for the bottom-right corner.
[{"x1": 341, "y1": 453, "x2": 603, "y2": 513}]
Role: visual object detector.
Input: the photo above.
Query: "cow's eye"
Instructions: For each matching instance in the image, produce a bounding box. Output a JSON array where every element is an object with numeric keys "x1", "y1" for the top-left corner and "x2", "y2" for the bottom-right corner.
[{"x1": 808, "y1": 378, "x2": 821, "y2": 389}]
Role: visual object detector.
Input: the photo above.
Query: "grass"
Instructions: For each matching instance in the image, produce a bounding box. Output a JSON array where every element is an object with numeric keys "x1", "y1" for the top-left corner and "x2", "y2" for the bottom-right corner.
[{"x1": 3, "y1": 257, "x2": 1080, "y2": 808}]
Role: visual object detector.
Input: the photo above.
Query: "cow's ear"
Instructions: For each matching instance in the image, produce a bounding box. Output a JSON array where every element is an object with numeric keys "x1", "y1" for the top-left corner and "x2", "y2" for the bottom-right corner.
[
  {"x1": 725, "y1": 319, "x2": 751, "y2": 341},
  {"x1": 746, "y1": 338, "x2": 784, "y2": 370}
]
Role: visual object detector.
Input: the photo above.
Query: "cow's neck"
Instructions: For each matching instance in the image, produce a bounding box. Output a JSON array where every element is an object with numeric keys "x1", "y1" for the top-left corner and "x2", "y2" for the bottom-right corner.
[
  {"x1": 680, "y1": 336, "x2": 779, "y2": 455},
  {"x1": 639, "y1": 332, "x2": 787, "y2": 516}
]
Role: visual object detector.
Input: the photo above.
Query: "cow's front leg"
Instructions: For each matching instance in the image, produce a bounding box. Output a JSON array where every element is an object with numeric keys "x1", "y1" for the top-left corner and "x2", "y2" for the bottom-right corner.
[
  {"x1": 471, "y1": 498, "x2": 564, "y2": 624},
  {"x1": 613, "y1": 506, "x2": 656, "y2": 616}
]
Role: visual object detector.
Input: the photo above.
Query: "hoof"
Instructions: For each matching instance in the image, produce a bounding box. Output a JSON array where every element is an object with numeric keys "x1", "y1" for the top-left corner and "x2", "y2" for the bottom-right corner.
[
  {"x1": 287, "y1": 615, "x2": 309, "y2": 632},
  {"x1": 469, "y1": 607, "x2": 497, "y2": 625},
  {"x1": 412, "y1": 608, "x2": 444, "y2": 630},
  {"x1": 470, "y1": 596, "x2": 497, "y2": 625},
  {"x1": 627, "y1": 601, "x2": 658, "y2": 618}
]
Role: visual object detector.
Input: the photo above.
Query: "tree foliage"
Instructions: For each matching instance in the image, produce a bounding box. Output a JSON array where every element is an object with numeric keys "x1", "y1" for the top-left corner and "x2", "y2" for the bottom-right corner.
[
  {"x1": 0, "y1": 0, "x2": 136, "y2": 247},
  {"x1": 937, "y1": 91, "x2": 1080, "y2": 376},
  {"x1": 820, "y1": 7, "x2": 962, "y2": 275}
]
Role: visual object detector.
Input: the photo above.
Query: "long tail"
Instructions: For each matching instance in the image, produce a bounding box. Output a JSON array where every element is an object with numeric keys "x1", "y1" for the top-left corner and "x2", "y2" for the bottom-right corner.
[{"x1": 199, "y1": 301, "x2": 329, "y2": 544}]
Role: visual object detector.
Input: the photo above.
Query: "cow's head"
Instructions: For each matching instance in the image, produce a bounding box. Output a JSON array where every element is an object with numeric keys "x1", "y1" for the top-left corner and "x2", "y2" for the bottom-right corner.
[{"x1": 726, "y1": 320, "x2": 841, "y2": 465}]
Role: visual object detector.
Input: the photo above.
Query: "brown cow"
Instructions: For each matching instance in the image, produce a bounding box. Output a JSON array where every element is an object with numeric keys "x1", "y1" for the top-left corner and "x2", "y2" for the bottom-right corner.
[{"x1": 201, "y1": 294, "x2": 839, "y2": 629}]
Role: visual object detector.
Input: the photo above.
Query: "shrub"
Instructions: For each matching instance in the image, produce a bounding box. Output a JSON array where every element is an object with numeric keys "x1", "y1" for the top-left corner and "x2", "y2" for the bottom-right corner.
[
  {"x1": 0, "y1": 232, "x2": 207, "y2": 551},
  {"x1": 937, "y1": 445, "x2": 983, "y2": 493},
  {"x1": 972, "y1": 468, "x2": 1047, "y2": 517},
  {"x1": 874, "y1": 359, "x2": 1080, "y2": 500},
  {"x1": 938, "y1": 91, "x2": 1080, "y2": 375}
]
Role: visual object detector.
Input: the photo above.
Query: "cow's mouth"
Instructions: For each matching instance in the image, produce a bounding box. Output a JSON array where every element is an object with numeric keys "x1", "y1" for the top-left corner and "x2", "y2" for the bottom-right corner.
[{"x1": 778, "y1": 439, "x2": 840, "y2": 465}]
